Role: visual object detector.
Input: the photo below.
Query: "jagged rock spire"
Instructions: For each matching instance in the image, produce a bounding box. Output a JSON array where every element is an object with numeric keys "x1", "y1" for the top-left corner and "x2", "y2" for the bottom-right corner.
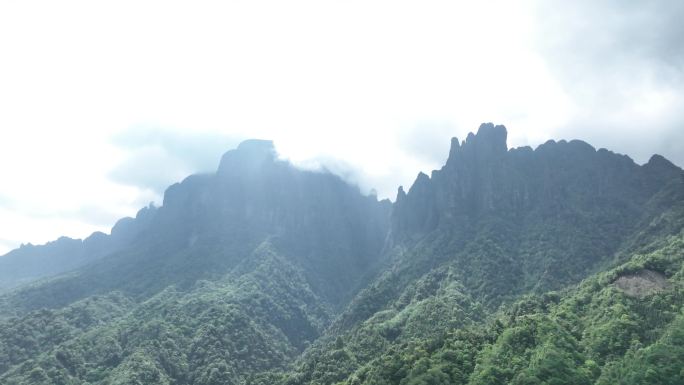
[{"x1": 446, "y1": 123, "x2": 508, "y2": 166}]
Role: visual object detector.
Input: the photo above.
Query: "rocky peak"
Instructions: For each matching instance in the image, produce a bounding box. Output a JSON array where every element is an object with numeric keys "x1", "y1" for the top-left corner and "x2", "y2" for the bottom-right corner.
[
  {"x1": 395, "y1": 123, "x2": 510, "y2": 232},
  {"x1": 448, "y1": 137, "x2": 461, "y2": 160},
  {"x1": 468, "y1": 122, "x2": 507, "y2": 150},
  {"x1": 446, "y1": 122, "x2": 508, "y2": 166},
  {"x1": 237, "y1": 139, "x2": 276, "y2": 153},
  {"x1": 645, "y1": 154, "x2": 680, "y2": 173},
  {"x1": 641, "y1": 153, "x2": 683, "y2": 192},
  {"x1": 409, "y1": 172, "x2": 431, "y2": 193},
  {"x1": 392, "y1": 122, "x2": 683, "y2": 244},
  {"x1": 217, "y1": 139, "x2": 277, "y2": 176},
  {"x1": 396, "y1": 186, "x2": 407, "y2": 202}
]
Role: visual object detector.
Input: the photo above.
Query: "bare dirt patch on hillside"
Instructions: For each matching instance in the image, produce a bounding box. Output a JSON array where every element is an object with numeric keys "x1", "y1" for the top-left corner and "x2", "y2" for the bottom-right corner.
[{"x1": 613, "y1": 269, "x2": 671, "y2": 298}]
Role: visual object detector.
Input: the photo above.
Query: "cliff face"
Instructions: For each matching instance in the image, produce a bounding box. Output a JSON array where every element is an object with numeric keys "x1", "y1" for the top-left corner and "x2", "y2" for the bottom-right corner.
[
  {"x1": 393, "y1": 123, "x2": 679, "y2": 241},
  {"x1": 387, "y1": 123, "x2": 683, "y2": 302},
  {"x1": 1, "y1": 140, "x2": 391, "y2": 312},
  {"x1": 155, "y1": 139, "x2": 391, "y2": 305}
]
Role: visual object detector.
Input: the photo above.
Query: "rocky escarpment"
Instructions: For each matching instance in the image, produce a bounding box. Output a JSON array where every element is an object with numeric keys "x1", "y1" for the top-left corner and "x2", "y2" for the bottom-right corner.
[
  {"x1": 393, "y1": 123, "x2": 680, "y2": 240},
  {"x1": 389, "y1": 123, "x2": 683, "y2": 296},
  {"x1": 1, "y1": 140, "x2": 391, "y2": 313},
  {"x1": 158, "y1": 139, "x2": 392, "y2": 305}
]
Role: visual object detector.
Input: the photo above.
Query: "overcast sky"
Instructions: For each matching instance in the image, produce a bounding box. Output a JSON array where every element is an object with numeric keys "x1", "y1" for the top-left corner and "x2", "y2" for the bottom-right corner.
[{"x1": 1, "y1": 0, "x2": 683, "y2": 254}]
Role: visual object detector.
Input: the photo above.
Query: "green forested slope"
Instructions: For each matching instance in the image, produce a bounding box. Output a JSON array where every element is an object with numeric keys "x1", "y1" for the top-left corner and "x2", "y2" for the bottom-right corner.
[
  {"x1": 0, "y1": 242, "x2": 332, "y2": 384},
  {"x1": 278, "y1": 201, "x2": 684, "y2": 385}
]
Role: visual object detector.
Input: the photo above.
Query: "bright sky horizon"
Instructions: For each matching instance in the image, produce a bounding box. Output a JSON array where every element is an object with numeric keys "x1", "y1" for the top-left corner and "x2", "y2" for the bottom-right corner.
[{"x1": 1, "y1": 0, "x2": 683, "y2": 254}]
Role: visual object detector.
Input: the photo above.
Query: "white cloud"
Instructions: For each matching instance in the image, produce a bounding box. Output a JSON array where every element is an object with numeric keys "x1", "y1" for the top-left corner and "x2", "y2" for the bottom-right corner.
[{"x1": 0, "y1": 0, "x2": 682, "y2": 254}]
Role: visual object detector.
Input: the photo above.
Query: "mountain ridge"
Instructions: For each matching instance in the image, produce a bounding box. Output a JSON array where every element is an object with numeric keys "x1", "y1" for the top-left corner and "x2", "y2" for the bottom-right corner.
[
  {"x1": 0, "y1": 123, "x2": 682, "y2": 385},
  {"x1": 3, "y1": 123, "x2": 679, "y2": 270}
]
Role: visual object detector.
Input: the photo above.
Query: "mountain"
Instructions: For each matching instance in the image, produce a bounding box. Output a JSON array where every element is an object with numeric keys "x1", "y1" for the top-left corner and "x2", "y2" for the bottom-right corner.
[
  {"x1": 0, "y1": 125, "x2": 682, "y2": 385},
  {"x1": 360, "y1": 123, "x2": 680, "y2": 309},
  {"x1": 279, "y1": 124, "x2": 684, "y2": 384},
  {"x1": 0, "y1": 205, "x2": 156, "y2": 290},
  {"x1": 0, "y1": 139, "x2": 390, "y2": 314}
]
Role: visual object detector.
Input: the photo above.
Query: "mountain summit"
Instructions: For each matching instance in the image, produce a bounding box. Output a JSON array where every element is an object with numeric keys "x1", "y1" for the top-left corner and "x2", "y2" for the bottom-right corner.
[
  {"x1": 447, "y1": 122, "x2": 508, "y2": 163},
  {"x1": 217, "y1": 139, "x2": 277, "y2": 176}
]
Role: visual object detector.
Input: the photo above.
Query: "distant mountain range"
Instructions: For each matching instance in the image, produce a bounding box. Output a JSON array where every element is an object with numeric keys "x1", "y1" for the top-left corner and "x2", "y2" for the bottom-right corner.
[{"x1": 1, "y1": 124, "x2": 682, "y2": 385}]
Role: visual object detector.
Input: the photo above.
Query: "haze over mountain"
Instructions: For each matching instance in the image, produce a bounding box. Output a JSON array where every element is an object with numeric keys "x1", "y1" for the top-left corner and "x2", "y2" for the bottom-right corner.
[
  {"x1": 2, "y1": 1, "x2": 684, "y2": 258},
  {"x1": 0, "y1": 123, "x2": 682, "y2": 385}
]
